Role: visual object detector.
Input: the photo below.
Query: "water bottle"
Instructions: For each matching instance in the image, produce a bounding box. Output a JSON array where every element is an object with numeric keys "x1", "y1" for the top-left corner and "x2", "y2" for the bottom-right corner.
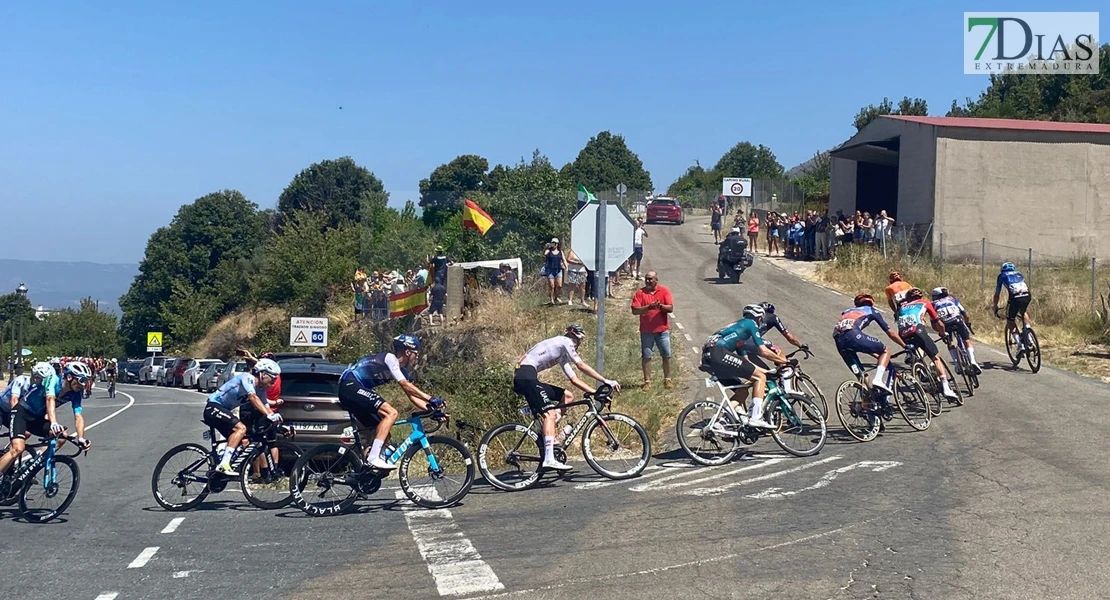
[
  {"x1": 558, "y1": 424, "x2": 573, "y2": 444},
  {"x1": 341, "y1": 426, "x2": 355, "y2": 444},
  {"x1": 383, "y1": 443, "x2": 399, "y2": 461}
]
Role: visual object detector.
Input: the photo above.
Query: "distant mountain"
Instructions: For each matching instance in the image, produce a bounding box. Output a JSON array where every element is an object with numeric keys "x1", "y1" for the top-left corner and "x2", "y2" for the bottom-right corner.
[{"x1": 0, "y1": 260, "x2": 137, "y2": 315}]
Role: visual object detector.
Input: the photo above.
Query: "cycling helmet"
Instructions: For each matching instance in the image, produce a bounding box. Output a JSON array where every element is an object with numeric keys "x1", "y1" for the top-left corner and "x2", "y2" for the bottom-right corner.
[
  {"x1": 253, "y1": 358, "x2": 281, "y2": 376},
  {"x1": 31, "y1": 362, "x2": 54, "y2": 380},
  {"x1": 392, "y1": 334, "x2": 422, "y2": 353},
  {"x1": 853, "y1": 293, "x2": 874, "y2": 307},
  {"x1": 565, "y1": 323, "x2": 586, "y2": 340},
  {"x1": 888, "y1": 271, "x2": 903, "y2": 283},
  {"x1": 260, "y1": 351, "x2": 275, "y2": 360},
  {"x1": 742, "y1": 304, "x2": 765, "y2": 320},
  {"x1": 730, "y1": 227, "x2": 741, "y2": 234},
  {"x1": 759, "y1": 301, "x2": 776, "y2": 314},
  {"x1": 905, "y1": 287, "x2": 924, "y2": 302},
  {"x1": 65, "y1": 361, "x2": 92, "y2": 381},
  {"x1": 1001, "y1": 262, "x2": 1016, "y2": 272},
  {"x1": 931, "y1": 287, "x2": 949, "y2": 300}
]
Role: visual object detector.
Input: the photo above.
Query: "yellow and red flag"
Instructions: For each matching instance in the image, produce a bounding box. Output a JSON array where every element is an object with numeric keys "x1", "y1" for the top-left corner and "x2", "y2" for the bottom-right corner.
[
  {"x1": 389, "y1": 287, "x2": 429, "y2": 319},
  {"x1": 462, "y1": 199, "x2": 495, "y2": 235}
]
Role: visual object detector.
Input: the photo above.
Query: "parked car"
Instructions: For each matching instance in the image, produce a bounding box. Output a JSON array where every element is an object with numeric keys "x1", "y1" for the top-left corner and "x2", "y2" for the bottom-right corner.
[
  {"x1": 158, "y1": 358, "x2": 180, "y2": 386},
  {"x1": 197, "y1": 361, "x2": 226, "y2": 393},
  {"x1": 139, "y1": 356, "x2": 167, "y2": 385},
  {"x1": 183, "y1": 359, "x2": 221, "y2": 389},
  {"x1": 216, "y1": 359, "x2": 251, "y2": 388},
  {"x1": 124, "y1": 360, "x2": 142, "y2": 384},
  {"x1": 273, "y1": 361, "x2": 348, "y2": 444},
  {"x1": 645, "y1": 197, "x2": 685, "y2": 224}
]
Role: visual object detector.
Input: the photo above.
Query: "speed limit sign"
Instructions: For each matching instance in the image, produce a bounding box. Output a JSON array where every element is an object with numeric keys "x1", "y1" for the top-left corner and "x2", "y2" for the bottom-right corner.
[{"x1": 721, "y1": 177, "x2": 752, "y2": 197}]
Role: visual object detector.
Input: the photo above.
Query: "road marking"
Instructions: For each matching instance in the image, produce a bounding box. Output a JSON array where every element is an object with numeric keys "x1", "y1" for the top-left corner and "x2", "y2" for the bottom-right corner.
[
  {"x1": 173, "y1": 570, "x2": 203, "y2": 578},
  {"x1": 397, "y1": 491, "x2": 504, "y2": 596},
  {"x1": 675, "y1": 322, "x2": 685, "y2": 330},
  {"x1": 686, "y1": 455, "x2": 844, "y2": 496},
  {"x1": 683, "y1": 333, "x2": 693, "y2": 342},
  {"x1": 160, "y1": 517, "x2": 185, "y2": 533},
  {"x1": 746, "y1": 460, "x2": 902, "y2": 499},
  {"x1": 629, "y1": 458, "x2": 785, "y2": 493},
  {"x1": 94, "y1": 594, "x2": 119, "y2": 600},
  {"x1": 574, "y1": 464, "x2": 669, "y2": 489},
  {"x1": 85, "y1": 390, "x2": 136, "y2": 431},
  {"x1": 127, "y1": 546, "x2": 159, "y2": 568}
]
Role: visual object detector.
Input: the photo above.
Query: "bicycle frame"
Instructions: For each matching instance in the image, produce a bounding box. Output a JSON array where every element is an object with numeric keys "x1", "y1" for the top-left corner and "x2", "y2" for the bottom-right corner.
[
  {"x1": 8, "y1": 435, "x2": 78, "y2": 492},
  {"x1": 703, "y1": 375, "x2": 796, "y2": 431},
  {"x1": 520, "y1": 394, "x2": 615, "y2": 448},
  {"x1": 345, "y1": 413, "x2": 441, "y2": 472}
]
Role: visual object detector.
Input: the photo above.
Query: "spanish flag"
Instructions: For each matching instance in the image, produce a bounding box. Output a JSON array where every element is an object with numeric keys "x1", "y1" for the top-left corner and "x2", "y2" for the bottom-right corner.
[
  {"x1": 462, "y1": 199, "x2": 495, "y2": 235},
  {"x1": 389, "y1": 287, "x2": 429, "y2": 319}
]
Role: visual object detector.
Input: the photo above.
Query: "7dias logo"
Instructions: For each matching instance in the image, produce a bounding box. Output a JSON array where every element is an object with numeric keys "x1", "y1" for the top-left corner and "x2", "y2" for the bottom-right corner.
[{"x1": 964, "y1": 12, "x2": 1099, "y2": 75}]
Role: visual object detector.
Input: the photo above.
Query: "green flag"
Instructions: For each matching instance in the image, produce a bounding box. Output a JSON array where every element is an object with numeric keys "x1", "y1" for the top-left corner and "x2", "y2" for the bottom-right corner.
[{"x1": 577, "y1": 184, "x2": 597, "y2": 204}]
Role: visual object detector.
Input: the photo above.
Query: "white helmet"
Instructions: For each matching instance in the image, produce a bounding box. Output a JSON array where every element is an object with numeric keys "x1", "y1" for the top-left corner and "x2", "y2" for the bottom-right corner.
[
  {"x1": 931, "y1": 287, "x2": 949, "y2": 300},
  {"x1": 730, "y1": 227, "x2": 741, "y2": 234},
  {"x1": 32, "y1": 362, "x2": 54, "y2": 380},
  {"x1": 742, "y1": 304, "x2": 765, "y2": 320},
  {"x1": 65, "y1": 361, "x2": 92, "y2": 381},
  {"x1": 253, "y1": 358, "x2": 281, "y2": 376}
]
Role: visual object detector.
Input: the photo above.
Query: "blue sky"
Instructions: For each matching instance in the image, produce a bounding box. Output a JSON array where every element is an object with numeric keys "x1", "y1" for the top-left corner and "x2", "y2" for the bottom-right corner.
[{"x1": 1, "y1": 2, "x2": 1102, "y2": 264}]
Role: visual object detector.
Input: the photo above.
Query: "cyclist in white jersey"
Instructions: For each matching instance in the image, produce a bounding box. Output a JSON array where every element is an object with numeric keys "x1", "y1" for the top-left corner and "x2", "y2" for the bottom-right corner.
[
  {"x1": 513, "y1": 324, "x2": 621, "y2": 471},
  {"x1": 203, "y1": 358, "x2": 282, "y2": 475}
]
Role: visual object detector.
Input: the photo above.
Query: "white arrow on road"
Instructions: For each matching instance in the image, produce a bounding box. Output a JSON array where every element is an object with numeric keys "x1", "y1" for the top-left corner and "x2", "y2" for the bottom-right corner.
[{"x1": 745, "y1": 460, "x2": 902, "y2": 500}]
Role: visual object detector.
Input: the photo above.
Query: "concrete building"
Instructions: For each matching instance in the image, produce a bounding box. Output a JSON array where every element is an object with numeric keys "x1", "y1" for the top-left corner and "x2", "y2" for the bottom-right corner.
[{"x1": 829, "y1": 115, "x2": 1110, "y2": 258}]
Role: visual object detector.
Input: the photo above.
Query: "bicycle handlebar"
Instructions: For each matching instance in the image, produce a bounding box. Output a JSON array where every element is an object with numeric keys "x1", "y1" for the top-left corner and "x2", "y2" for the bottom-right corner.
[{"x1": 32, "y1": 432, "x2": 88, "y2": 457}]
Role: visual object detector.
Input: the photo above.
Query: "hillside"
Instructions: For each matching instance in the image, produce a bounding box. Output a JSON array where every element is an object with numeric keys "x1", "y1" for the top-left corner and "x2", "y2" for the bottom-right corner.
[{"x1": 0, "y1": 259, "x2": 136, "y2": 314}]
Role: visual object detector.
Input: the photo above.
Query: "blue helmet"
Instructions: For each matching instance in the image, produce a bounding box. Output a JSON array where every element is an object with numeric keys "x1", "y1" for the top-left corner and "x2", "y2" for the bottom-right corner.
[
  {"x1": 393, "y1": 334, "x2": 421, "y2": 353},
  {"x1": 1001, "y1": 262, "x2": 1016, "y2": 273}
]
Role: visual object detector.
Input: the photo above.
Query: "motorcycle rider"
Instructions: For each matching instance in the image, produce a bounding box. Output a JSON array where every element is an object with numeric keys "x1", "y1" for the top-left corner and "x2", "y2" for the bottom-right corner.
[{"x1": 718, "y1": 227, "x2": 749, "y2": 274}]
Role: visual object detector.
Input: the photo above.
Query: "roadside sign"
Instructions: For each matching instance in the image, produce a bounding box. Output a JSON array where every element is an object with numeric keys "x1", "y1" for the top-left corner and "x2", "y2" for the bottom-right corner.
[
  {"x1": 616, "y1": 183, "x2": 628, "y2": 195},
  {"x1": 290, "y1": 317, "x2": 329, "y2": 347},
  {"x1": 146, "y1": 331, "x2": 163, "y2": 353},
  {"x1": 570, "y1": 202, "x2": 636, "y2": 272},
  {"x1": 722, "y1": 177, "x2": 752, "y2": 197}
]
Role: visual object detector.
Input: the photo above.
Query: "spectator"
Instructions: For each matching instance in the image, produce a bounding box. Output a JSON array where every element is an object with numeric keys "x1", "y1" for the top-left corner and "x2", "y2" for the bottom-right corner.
[
  {"x1": 747, "y1": 213, "x2": 760, "y2": 254},
  {"x1": 631, "y1": 217, "x2": 647, "y2": 280},
  {"x1": 414, "y1": 265, "x2": 429, "y2": 288},
  {"x1": 803, "y1": 212, "x2": 817, "y2": 260},
  {"x1": 391, "y1": 274, "x2": 406, "y2": 296},
  {"x1": 565, "y1": 249, "x2": 588, "y2": 306},
  {"x1": 351, "y1": 269, "x2": 370, "y2": 317},
  {"x1": 815, "y1": 212, "x2": 830, "y2": 260},
  {"x1": 853, "y1": 210, "x2": 864, "y2": 244},
  {"x1": 862, "y1": 212, "x2": 875, "y2": 245},
  {"x1": 766, "y1": 212, "x2": 780, "y2": 256},
  {"x1": 542, "y1": 237, "x2": 567, "y2": 305},
  {"x1": 840, "y1": 215, "x2": 855, "y2": 246},
  {"x1": 630, "y1": 270, "x2": 674, "y2": 389},
  {"x1": 499, "y1": 263, "x2": 518, "y2": 294},
  {"x1": 711, "y1": 203, "x2": 724, "y2": 244},
  {"x1": 430, "y1": 246, "x2": 450, "y2": 286},
  {"x1": 875, "y1": 209, "x2": 894, "y2": 250},
  {"x1": 428, "y1": 279, "x2": 447, "y2": 324}
]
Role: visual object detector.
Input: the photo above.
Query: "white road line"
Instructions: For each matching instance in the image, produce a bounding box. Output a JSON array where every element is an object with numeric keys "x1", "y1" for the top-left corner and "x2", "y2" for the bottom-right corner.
[
  {"x1": 85, "y1": 390, "x2": 136, "y2": 431},
  {"x1": 94, "y1": 594, "x2": 119, "y2": 600},
  {"x1": 675, "y1": 322, "x2": 685, "y2": 330},
  {"x1": 683, "y1": 333, "x2": 693, "y2": 342},
  {"x1": 574, "y1": 464, "x2": 669, "y2": 489},
  {"x1": 686, "y1": 455, "x2": 843, "y2": 496},
  {"x1": 127, "y1": 546, "x2": 159, "y2": 568},
  {"x1": 746, "y1": 461, "x2": 901, "y2": 500},
  {"x1": 160, "y1": 517, "x2": 185, "y2": 533},
  {"x1": 629, "y1": 458, "x2": 786, "y2": 493},
  {"x1": 397, "y1": 491, "x2": 504, "y2": 596}
]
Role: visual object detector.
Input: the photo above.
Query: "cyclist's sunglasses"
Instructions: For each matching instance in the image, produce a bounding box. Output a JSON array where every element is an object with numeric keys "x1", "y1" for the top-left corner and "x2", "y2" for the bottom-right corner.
[{"x1": 70, "y1": 373, "x2": 89, "y2": 383}]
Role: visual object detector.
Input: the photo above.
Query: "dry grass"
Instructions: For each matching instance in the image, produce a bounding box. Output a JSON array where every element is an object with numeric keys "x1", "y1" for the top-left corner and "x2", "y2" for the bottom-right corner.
[
  {"x1": 818, "y1": 244, "x2": 1110, "y2": 382},
  {"x1": 190, "y1": 307, "x2": 288, "y2": 359}
]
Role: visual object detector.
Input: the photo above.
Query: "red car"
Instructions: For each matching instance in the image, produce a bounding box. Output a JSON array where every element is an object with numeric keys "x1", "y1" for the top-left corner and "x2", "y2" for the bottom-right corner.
[{"x1": 645, "y1": 197, "x2": 685, "y2": 225}]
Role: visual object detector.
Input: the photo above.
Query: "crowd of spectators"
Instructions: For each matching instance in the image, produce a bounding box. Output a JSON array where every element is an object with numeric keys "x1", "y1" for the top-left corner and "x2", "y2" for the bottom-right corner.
[{"x1": 352, "y1": 247, "x2": 451, "y2": 322}]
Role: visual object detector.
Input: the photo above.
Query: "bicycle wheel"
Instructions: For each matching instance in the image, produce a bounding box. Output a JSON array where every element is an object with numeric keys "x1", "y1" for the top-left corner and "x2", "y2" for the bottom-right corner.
[
  {"x1": 768, "y1": 392, "x2": 826, "y2": 457},
  {"x1": 240, "y1": 440, "x2": 304, "y2": 510},
  {"x1": 477, "y1": 423, "x2": 544, "y2": 492},
  {"x1": 793, "y1": 372, "x2": 829, "y2": 419},
  {"x1": 892, "y1": 371, "x2": 930, "y2": 431},
  {"x1": 835, "y1": 380, "x2": 879, "y2": 442},
  {"x1": 913, "y1": 363, "x2": 943, "y2": 417},
  {"x1": 1, "y1": 447, "x2": 39, "y2": 507},
  {"x1": 676, "y1": 400, "x2": 740, "y2": 466},
  {"x1": 288, "y1": 444, "x2": 363, "y2": 516},
  {"x1": 19, "y1": 456, "x2": 81, "y2": 523},
  {"x1": 152, "y1": 443, "x2": 212, "y2": 511},
  {"x1": 398, "y1": 435, "x2": 475, "y2": 509},
  {"x1": 1025, "y1": 328, "x2": 1041, "y2": 373},
  {"x1": 1005, "y1": 328, "x2": 1020, "y2": 366},
  {"x1": 582, "y1": 413, "x2": 651, "y2": 479},
  {"x1": 938, "y1": 358, "x2": 963, "y2": 407}
]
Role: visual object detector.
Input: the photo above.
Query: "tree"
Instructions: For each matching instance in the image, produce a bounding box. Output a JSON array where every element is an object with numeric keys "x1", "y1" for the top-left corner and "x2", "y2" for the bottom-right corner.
[
  {"x1": 0, "y1": 292, "x2": 34, "y2": 327},
  {"x1": 560, "y1": 131, "x2": 653, "y2": 192},
  {"x1": 277, "y1": 157, "x2": 389, "y2": 228},
  {"x1": 26, "y1": 298, "x2": 123, "y2": 358},
  {"x1": 853, "y1": 96, "x2": 928, "y2": 131},
  {"x1": 792, "y1": 151, "x2": 832, "y2": 199},
  {"x1": 712, "y1": 142, "x2": 784, "y2": 179},
  {"x1": 418, "y1": 154, "x2": 490, "y2": 228}
]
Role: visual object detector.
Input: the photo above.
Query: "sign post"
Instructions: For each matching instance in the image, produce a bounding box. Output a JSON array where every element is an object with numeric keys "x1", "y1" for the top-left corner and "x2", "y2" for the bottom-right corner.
[
  {"x1": 594, "y1": 184, "x2": 627, "y2": 372},
  {"x1": 146, "y1": 331, "x2": 163, "y2": 353},
  {"x1": 289, "y1": 317, "x2": 329, "y2": 347}
]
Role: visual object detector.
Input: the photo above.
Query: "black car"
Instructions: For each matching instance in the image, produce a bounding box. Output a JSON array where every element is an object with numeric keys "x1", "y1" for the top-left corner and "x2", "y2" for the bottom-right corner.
[{"x1": 124, "y1": 360, "x2": 142, "y2": 383}]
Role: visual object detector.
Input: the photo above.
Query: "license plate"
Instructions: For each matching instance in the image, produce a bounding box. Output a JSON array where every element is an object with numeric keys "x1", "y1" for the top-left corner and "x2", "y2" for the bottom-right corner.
[{"x1": 288, "y1": 422, "x2": 328, "y2": 432}]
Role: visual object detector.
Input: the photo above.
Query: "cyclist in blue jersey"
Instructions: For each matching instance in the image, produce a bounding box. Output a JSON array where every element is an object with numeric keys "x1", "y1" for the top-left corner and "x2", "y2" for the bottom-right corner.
[
  {"x1": 1, "y1": 373, "x2": 33, "y2": 434},
  {"x1": 339, "y1": 335, "x2": 444, "y2": 470},
  {"x1": 832, "y1": 294, "x2": 905, "y2": 394},
  {"x1": 204, "y1": 358, "x2": 282, "y2": 475},
  {"x1": 992, "y1": 262, "x2": 1033, "y2": 356},
  {"x1": 756, "y1": 301, "x2": 810, "y2": 353},
  {"x1": 931, "y1": 287, "x2": 981, "y2": 374},
  {"x1": 701, "y1": 304, "x2": 790, "y2": 429}
]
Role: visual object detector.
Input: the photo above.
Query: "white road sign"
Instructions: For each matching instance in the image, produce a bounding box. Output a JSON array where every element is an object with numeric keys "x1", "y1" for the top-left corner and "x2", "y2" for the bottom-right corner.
[
  {"x1": 570, "y1": 202, "x2": 636, "y2": 273},
  {"x1": 722, "y1": 177, "x2": 752, "y2": 197},
  {"x1": 289, "y1": 317, "x2": 329, "y2": 347}
]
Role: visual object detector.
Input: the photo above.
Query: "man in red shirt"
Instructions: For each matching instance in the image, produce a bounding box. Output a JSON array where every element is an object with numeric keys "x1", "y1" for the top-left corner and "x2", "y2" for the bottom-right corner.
[{"x1": 631, "y1": 271, "x2": 674, "y2": 389}]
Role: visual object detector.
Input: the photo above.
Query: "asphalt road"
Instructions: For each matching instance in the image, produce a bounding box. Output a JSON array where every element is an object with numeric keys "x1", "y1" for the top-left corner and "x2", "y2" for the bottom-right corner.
[{"x1": 5, "y1": 216, "x2": 1109, "y2": 600}]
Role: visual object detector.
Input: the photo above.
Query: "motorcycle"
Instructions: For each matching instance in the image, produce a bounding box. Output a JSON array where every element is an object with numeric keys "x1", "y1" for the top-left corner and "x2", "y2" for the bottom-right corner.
[{"x1": 716, "y1": 237, "x2": 753, "y2": 283}]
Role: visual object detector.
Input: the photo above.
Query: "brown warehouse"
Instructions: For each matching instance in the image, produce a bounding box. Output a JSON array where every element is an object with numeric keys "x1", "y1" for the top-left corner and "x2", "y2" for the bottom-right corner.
[{"x1": 829, "y1": 115, "x2": 1110, "y2": 258}]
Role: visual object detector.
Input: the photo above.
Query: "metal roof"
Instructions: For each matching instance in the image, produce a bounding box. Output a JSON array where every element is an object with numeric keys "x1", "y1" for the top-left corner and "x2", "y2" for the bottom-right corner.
[{"x1": 883, "y1": 115, "x2": 1110, "y2": 134}]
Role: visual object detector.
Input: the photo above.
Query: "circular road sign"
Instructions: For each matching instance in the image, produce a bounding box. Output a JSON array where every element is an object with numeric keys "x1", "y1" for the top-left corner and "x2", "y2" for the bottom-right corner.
[
  {"x1": 729, "y1": 181, "x2": 745, "y2": 195},
  {"x1": 616, "y1": 183, "x2": 628, "y2": 195}
]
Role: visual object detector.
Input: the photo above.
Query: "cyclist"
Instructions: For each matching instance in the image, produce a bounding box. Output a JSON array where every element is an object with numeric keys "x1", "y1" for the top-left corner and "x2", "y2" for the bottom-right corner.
[
  {"x1": 1, "y1": 371, "x2": 34, "y2": 435},
  {"x1": 514, "y1": 324, "x2": 620, "y2": 472},
  {"x1": 204, "y1": 358, "x2": 282, "y2": 475},
  {"x1": 105, "y1": 358, "x2": 118, "y2": 399},
  {"x1": 992, "y1": 262, "x2": 1032, "y2": 356},
  {"x1": 833, "y1": 293, "x2": 905, "y2": 393},
  {"x1": 884, "y1": 271, "x2": 913, "y2": 313},
  {"x1": 895, "y1": 288, "x2": 959, "y2": 401},
  {"x1": 339, "y1": 335, "x2": 444, "y2": 471},
  {"x1": 756, "y1": 301, "x2": 810, "y2": 353},
  {"x1": 931, "y1": 287, "x2": 981, "y2": 374},
  {"x1": 701, "y1": 304, "x2": 790, "y2": 429}
]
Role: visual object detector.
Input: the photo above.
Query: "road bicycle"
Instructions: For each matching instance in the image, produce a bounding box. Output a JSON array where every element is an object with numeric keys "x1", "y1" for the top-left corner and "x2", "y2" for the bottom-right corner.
[
  {"x1": 1, "y1": 432, "x2": 87, "y2": 523},
  {"x1": 903, "y1": 340, "x2": 963, "y2": 415},
  {"x1": 676, "y1": 359, "x2": 826, "y2": 466},
  {"x1": 289, "y1": 408, "x2": 473, "y2": 515},
  {"x1": 834, "y1": 348, "x2": 932, "y2": 443},
  {"x1": 477, "y1": 384, "x2": 651, "y2": 491},
  {"x1": 107, "y1": 372, "x2": 117, "y2": 399},
  {"x1": 943, "y1": 325, "x2": 979, "y2": 396},
  {"x1": 997, "y1": 308, "x2": 1041, "y2": 373},
  {"x1": 151, "y1": 418, "x2": 302, "y2": 511},
  {"x1": 781, "y1": 348, "x2": 828, "y2": 418}
]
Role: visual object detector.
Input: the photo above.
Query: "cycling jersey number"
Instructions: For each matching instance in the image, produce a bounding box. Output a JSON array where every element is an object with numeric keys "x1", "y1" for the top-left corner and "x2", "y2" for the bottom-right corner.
[
  {"x1": 836, "y1": 318, "x2": 856, "y2": 332},
  {"x1": 896, "y1": 314, "x2": 918, "y2": 330},
  {"x1": 1008, "y1": 281, "x2": 1029, "y2": 295},
  {"x1": 936, "y1": 305, "x2": 960, "y2": 320}
]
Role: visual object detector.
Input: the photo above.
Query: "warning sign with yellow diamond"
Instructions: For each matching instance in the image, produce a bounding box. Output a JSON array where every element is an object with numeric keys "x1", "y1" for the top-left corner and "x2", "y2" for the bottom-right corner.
[{"x1": 147, "y1": 331, "x2": 163, "y2": 352}]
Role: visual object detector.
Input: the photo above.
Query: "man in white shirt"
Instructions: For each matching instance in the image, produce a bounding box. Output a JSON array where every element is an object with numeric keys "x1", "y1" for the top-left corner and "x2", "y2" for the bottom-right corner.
[{"x1": 631, "y1": 218, "x2": 648, "y2": 280}]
